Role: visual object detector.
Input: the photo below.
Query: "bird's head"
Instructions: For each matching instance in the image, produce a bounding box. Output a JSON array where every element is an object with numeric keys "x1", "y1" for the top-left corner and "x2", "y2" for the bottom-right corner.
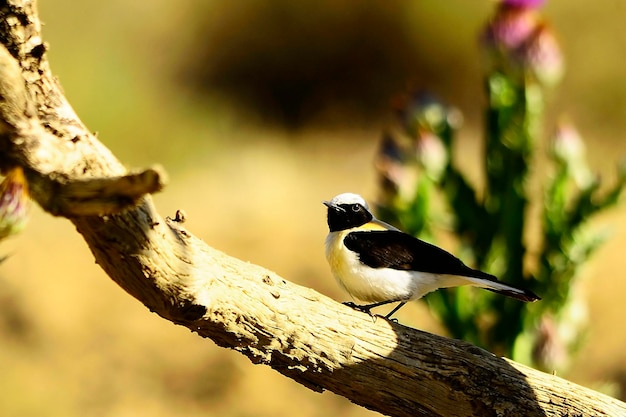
[{"x1": 323, "y1": 193, "x2": 373, "y2": 232}]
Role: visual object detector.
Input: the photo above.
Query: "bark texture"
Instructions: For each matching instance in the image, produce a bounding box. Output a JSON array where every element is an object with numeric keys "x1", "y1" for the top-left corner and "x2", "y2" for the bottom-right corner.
[{"x1": 0, "y1": 1, "x2": 624, "y2": 416}]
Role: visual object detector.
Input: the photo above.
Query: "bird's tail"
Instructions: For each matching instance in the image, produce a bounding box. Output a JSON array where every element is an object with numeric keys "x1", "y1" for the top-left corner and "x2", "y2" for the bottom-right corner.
[{"x1": 462, "y1": 275, "x2": 540, "y2": 302}]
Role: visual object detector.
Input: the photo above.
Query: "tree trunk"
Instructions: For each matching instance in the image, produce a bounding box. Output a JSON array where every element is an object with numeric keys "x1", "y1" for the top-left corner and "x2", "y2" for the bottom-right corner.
[{"x1": 0, "y1": 1, "x2": 623, "y2": 416}]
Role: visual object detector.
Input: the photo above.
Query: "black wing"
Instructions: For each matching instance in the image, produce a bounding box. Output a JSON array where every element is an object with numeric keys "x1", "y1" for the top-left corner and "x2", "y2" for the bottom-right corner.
[{"x1": 344, "y1": 230, "x2": 495, "y2": 280}]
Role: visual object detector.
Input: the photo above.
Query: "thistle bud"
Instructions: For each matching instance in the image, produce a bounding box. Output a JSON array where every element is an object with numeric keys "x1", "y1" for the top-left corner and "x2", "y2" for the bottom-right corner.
[
  {"x1": 482, "y1": 5, "x2": 539, "y2": 53},
  {"x1": 550, "y1": 121, "x2": 584, "y2": 163},
  {"x1": 532, "y1": 315, "x2": 568, "y2": 372},
  {"x1": 549, "y1": 120, "x2": 593, "y2": 187},
  {"x1": 375, "y1": 133, "x2": 409, "y2": 202},
  {"x1": 415, "y1": 131, "x2": 448, "y2": 182},
  {"x1": 392, "y1": 91, "x2": 461, "y2": 140},
  {"x1": 502, "y1": 0, "x2": 545, "y2": 8},
  {"x1": 0, "y1": 167, "x2": 30, "y2": 241},
  {"x1": 516, "y1": 24, "x2": 564, "y2": 86},
  {"x1": 481, "y1": 2, "x2": 563, "y2": 86},
  {"x1": 532, "y1": 285, "x2": 588, "y2": 372}
]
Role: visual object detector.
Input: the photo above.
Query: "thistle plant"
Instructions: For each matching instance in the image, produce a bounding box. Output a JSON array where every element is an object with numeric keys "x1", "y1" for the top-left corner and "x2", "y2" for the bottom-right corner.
[{"x1": 374, "y1": 0, "x2": 625, "y2": 370}]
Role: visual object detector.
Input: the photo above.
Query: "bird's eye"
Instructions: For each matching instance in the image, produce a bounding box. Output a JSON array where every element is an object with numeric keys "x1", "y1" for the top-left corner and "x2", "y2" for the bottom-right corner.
[{"x1": 351, "y1": 204, "x2": 361, "y2": 212}]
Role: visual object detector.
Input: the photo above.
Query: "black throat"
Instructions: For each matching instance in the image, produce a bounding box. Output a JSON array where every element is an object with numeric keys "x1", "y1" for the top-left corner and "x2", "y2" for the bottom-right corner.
[{"x1": 327, "y1": 203, "x2": 373, "y2": 232}]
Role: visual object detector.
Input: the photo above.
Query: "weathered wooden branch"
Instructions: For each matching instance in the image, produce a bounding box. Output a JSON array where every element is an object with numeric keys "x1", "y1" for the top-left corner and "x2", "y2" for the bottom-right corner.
[{"x1": 0, "y1": 1, "x2": 624, "y2": 416}]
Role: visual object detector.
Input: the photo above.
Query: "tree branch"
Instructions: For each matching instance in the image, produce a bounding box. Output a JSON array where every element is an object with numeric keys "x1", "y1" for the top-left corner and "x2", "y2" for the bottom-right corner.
[{"x1": 0, "y1": 1, "x2": 624, "y2": 416}]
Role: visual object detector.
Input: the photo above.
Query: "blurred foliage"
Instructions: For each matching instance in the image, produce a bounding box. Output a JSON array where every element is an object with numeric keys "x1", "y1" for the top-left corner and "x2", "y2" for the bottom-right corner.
[
  {"x1": 175, "y1": 1, "x2": 488, "y2": 128},
  {"x1": 374, "y1": 1, "x2": 626, "y2": 371},
  {"x1": 38, "y1": 1, "x2": 626, "y2": 143}
]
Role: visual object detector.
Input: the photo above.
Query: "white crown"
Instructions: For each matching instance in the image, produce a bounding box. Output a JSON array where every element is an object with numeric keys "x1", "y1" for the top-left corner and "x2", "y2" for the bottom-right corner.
[{"x1": 328, "y1": 193, "x2": 369, "y2": 209}]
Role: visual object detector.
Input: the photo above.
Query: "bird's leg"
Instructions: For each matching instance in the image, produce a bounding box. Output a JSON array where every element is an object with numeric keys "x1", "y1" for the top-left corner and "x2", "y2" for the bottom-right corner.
[
  {"x1": 343, "y1": 299, "x2": 400, "y2": 317},
  {"x1": 384, "y1": 301, "x2": 407, "y2": 321}
]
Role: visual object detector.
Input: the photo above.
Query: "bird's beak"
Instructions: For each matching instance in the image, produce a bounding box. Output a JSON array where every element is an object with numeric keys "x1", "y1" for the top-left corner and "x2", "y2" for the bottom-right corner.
[{"x1": 323, "y1": 200, "x2": 344, "y2": 212}]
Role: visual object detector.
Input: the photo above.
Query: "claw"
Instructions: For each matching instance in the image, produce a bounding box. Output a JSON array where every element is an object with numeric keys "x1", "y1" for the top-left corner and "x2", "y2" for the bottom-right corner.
[
  {"x1": 342, "y1": 301, "x2": 375, "y2": 317},
  {"x1": 342, "y1": 300, "x2": 410, "y2": 323}
]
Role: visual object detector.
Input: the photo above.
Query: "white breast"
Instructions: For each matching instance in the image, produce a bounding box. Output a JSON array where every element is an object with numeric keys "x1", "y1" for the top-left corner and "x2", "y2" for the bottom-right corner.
[{"x1": 325, "y1": 230, "x2": 461, "y2": 303}]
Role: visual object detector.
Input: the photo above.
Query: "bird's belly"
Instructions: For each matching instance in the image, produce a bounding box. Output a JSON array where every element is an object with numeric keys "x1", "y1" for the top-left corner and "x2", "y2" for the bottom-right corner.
[
  {"x1": 325, "y1": 232, "x2": 441, "y2": 302},
  {"x1": 337, "y1": 265, "x2": 420, "y2": 302}
]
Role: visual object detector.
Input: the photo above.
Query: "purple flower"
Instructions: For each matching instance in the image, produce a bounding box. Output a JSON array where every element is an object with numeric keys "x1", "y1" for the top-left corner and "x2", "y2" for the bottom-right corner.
[
  {"x1": 482, "y1": 6, "x2": 539, "y2": 51},
  {"x1": 516, "y1": 24, "x2": 564, "y2": 86},
  {"x1": 481, "y1": 2, "x2": 563, "y2": 86},
  {"x1": 502, "y1": 0, "x2": 546, "y2": 9},
  {"x1": 0, "y1": 167, "x2": 30, "y2": 241}
]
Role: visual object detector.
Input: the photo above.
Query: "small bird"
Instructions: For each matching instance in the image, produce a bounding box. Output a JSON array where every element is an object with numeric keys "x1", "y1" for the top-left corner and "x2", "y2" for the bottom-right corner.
[{"x1": 323, "y1": 192, "x2": 540, "y2": 319}]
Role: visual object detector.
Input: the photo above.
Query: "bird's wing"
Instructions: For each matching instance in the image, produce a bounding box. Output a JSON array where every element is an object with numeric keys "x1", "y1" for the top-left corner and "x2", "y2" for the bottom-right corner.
[
  {"x1": 344, "y1": 230, "x2": 489, "y2": 278},
  {"x1": 344, "y1": 230, "x2": 540, "y2": 302}
]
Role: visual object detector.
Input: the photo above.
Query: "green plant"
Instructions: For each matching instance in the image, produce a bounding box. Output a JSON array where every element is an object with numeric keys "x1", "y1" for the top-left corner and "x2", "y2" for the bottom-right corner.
[{"x1": 374, "y1": 0, "x2": 626, "y2": 370}]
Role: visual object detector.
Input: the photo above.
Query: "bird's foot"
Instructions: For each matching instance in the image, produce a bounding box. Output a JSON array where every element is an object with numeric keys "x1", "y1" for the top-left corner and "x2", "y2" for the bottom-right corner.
[{"x1": 342, "y1": 301, "x2": 374, "y2": 316}]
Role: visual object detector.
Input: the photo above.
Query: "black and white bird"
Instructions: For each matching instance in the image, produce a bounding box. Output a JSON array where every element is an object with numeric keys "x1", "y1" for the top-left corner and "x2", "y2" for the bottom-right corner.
[{"x1": 323, "y1": 192, "x2": 540, "y2": 319}]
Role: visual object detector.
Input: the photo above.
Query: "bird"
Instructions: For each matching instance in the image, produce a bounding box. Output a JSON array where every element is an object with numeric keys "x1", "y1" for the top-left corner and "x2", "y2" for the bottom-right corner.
[{"x1": 323, "y1": 192, "x2": 540, "y2": 320}]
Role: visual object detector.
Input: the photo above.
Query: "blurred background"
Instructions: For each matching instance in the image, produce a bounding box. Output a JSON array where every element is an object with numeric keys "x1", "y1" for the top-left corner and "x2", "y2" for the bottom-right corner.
[{"x1": 1, "y1": 0, "x2": 625, "y2": 415}]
